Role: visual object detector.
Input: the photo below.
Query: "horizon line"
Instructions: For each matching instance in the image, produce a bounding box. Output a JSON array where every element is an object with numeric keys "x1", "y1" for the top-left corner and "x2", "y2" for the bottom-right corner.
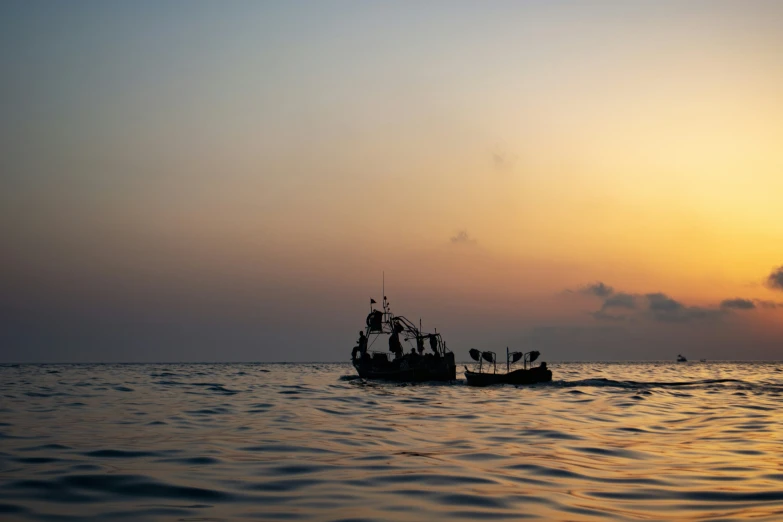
[{"x1": 2, "y1": 359, "x2": 782, "y2": 365}]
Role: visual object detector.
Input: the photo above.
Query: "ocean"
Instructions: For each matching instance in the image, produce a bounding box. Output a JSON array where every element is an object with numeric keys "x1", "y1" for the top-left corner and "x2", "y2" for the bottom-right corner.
[{"x1": 1, "y1": 361, "x2": 783, "y2": 521}]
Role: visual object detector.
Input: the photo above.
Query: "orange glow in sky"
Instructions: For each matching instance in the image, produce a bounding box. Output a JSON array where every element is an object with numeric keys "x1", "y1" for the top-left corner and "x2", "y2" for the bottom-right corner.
[{"x1": 1, "y1": 2, "x2": 782, "y2": 361}]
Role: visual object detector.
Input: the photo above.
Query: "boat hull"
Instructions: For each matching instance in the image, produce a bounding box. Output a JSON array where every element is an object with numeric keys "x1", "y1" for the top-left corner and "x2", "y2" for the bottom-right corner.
[
  {"x1": 353, "y1": 352, "x2": 456, "y2": 382},
  {"x1": 464, "y1": 366, "x2": 552, "y2": 387}
]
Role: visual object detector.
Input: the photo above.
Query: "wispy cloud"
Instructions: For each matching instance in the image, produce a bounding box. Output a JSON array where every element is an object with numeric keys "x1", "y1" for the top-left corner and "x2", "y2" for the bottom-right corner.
[
  {"x1": 644, "y1": 293, "x2": 723, "y2": 322},
  {"x1": 565, "y1": 285, "x2": 761, "y2": 324},
  {"x1": 591, "y1": 310, "x2": 629, "y2": 322},
  {"x1": 766, "y1": 265, "x2": 783, "y2": 291},
  {"x1": 579, "y1": 282, "x2": 614, "y2": 298},
  {"x1": 602, "y1": 292, "x2": 636, "y2": 310},
  {"x1": 450, "y1": 230, "x2": 477, "y2": 245},
  {"x1": 587, "y1": 292, "x2": 637, "y2": 322},
  {"x1": 566, "y1": 265, "x2": 783, "y2": 325},
  {"x1": 720, "y1": 298, "x2": 755, "y2": 310},
  {"x1": 491, "y1": 148, "x2": 517, "y2": 171},
  {"x1": 646, "y1": 293, "x2": 683, "y2": 312}
]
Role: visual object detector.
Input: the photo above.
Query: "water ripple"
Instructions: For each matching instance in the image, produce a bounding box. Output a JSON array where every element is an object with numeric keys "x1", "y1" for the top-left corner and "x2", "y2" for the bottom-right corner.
[{"x1": 2, "y1": 361, "x2": 783, "y2": 520}]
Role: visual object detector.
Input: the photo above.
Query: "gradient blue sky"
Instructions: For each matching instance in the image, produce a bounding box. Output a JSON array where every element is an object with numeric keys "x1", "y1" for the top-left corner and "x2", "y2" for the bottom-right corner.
[{"x1": 2, "y1": 1, "x2": 782, "y2": 362}]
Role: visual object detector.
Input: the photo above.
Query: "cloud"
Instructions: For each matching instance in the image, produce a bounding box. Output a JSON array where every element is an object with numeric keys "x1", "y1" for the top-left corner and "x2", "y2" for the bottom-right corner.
[
  {"x1": 766, "y1": 266, "x2": 783, "y2": 291},
  {"x1": 450, "y1": 230, "x2": 477, "y2": 245},
  {"x1": 644, "y1": 293, "x2": 723, "y2": 322},
  {"x1": 591, "y1": 310, "x2": 628, "y2": 322},
  {"x1": 587, "y1": 292, "x2": 637, "y2": 321},
  {"x1": 580, "y1": 282, "x2": 614, "y2": 298},
  {"x1": 645, "y1": 292, "x2": 683, "y2": 312},
  {"x1": 678, "y1": 307, "x2": 724, "y2": 322},
  {"x1": 569, "y1": 282, "x2": 783, "y2": 325},
  {"x1": 491, "y1": 148, "x2": 517, "y2": 171},
  {"x1": 720, "y1": 298, "x2": 755, "y2": 310},
  {"x1": 602, "y1": 292, "x2": 636, "y2": 310}
]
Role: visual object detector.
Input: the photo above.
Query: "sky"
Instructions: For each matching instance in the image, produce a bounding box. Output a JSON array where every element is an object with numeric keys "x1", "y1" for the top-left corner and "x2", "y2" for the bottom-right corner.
[{"x1": 1, "y1": 1, "x2": 782, "y2": 362}]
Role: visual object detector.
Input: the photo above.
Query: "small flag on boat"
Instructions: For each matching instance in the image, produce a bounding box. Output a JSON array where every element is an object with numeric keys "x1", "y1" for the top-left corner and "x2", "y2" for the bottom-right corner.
[{"x1": 370, "y1": 298, "x2": 376, "y2": 304}]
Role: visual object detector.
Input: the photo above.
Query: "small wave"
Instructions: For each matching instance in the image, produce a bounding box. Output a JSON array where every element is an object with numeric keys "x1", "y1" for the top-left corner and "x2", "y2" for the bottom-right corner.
[
  {"x1": 156, "y1": 456, "x2": 220, "y2": 465},
  {"x1": 24, "y1": 391, "x2": 70, "y2": 397},
  {"x1": 339, "y1": 375, "x2": 363, "y2": 381},
  {"x1": 551, "y1": 377, "x2": 769, "y2": 391},
  {"x1": 206, "y1": 385, "x2": 238, "y2": 394},
  {"x1": 0, "y1": 431, "x2": 31, "y2": 440},
  {"x1": 19, "y1": 444, "x2": 71, "y2": 452},
  {"x1": 0, "y1": 503, "x2": 27, "y2": 514},
  {"x1": 13, "y1": 456, "x2": 63, "y2": 464},
  {"x1": 268, "y1": 463, "x2": 332, "y2": 474},
  {"x1": 438, "y1": 492, "x2": 509, "y2": 509},
  {"x1": 240, "y1": 444, "x2": 336, "y2": 454},
  {"x1": 370, "y1": 473, "x2": 498, "y2": 487},
  {"x1": 589, "y1": 488, "x2": 783, "y2": 502},
  {"x1": 84, "y1": 450, "x2": 161, "y2": 458},
  {"x1": 44, "y1": 474, "x2": 235, "y2": 501},
  {"x1": 185, "y1": 408, "x2": 232, "y2": 415},
  {"x1": 243, "y1": 478, "x2": 322, "y2": 492}
]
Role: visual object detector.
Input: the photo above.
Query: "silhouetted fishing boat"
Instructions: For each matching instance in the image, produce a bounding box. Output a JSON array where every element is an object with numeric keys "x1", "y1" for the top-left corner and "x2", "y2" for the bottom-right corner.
[
  {"x1": 677, "y1": 354, "x2": 688, "y2": 363},
  {"x1": 350, "y1": 295, "x2": 456, "y2": 382},
  {"x1": 464, "y1": 348, "x2": 552, "y2": 387}
]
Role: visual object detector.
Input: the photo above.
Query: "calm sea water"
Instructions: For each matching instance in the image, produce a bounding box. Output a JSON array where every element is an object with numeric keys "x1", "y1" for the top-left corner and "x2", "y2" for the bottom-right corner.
[{"x1": 2, "y1": 362, "x2": 783, "y2": 521}]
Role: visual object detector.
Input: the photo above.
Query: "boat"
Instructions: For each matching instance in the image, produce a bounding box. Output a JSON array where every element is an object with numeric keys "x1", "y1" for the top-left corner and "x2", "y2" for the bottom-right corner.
[
  {"x1": 350, "y1": 295, "x2": 456, "y2": 382},
  {"x1": 677, "y1": 354, "x2": 687, "y2": 363},
  {"x1": 464, "y1": 348, "x2": 552, "y2": 387}
]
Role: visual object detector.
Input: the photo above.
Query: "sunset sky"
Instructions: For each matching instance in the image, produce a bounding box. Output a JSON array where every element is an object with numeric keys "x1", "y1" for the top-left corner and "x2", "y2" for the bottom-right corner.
[{"x1": 2, "y1": 1, "x2": 782, "y2": 362}]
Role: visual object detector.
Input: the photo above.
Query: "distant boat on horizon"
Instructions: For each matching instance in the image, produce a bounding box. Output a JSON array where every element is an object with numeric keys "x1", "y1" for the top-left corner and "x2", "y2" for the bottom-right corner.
[{"x1": 677, "y1": 354, "x2": 688, "y2": 363}]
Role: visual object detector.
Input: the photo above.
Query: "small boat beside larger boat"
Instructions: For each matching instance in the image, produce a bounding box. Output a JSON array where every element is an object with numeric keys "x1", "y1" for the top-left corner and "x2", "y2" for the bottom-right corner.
[{"x1": 464, "y1": 348, "x2": 552, "y2": 387}]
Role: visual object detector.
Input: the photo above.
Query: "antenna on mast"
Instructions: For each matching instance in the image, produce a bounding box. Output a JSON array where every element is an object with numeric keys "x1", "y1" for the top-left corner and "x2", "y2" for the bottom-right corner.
[{"x1": 381, "y1": 271, "x2": 387, "y2": 319}]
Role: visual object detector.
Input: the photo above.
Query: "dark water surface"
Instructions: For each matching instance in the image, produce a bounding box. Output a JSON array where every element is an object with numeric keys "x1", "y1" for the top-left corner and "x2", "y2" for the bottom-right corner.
[{"x1": 2, "y1": 362, "x2": 783, "y2": 521}]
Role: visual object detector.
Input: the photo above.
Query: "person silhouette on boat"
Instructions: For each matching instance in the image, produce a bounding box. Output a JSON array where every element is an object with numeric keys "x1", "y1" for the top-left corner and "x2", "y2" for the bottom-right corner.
[
  {"x1": 389, "y1": 326, "x2": 404, "y2": 359},
  {"x1": 428, "y1": 334, "x2": 439, "y2": 357},
  {"x1": 352, "y1": 331, "x2": 368, "y2": 360},
  {"x1": 389, "y1": 332, "x2": 401, "y2": 359},
  {"x1": 358, "y1": 331, "x2": 368, "y2": 357}
]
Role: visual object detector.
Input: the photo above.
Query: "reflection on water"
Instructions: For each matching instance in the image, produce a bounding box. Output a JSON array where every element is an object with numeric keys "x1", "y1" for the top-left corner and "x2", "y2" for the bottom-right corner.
[{"x1": 2, "y1": 362, "x2": 783, "y2": 520}]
